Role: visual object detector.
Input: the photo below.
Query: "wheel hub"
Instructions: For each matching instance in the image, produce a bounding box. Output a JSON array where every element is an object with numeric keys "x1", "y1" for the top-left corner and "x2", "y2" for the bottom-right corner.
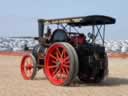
[
  {"x1": 56, "y1": 61, "x2": 61, "y2": 66},
  {"x1": 26, "y1": 64, "x2": 33, "y2": 70}
]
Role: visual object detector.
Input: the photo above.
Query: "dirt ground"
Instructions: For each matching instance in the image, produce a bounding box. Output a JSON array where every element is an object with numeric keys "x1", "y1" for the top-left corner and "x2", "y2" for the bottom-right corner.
[{"x1": 0, "y1": 55, "x2": 128, "y2": 96}]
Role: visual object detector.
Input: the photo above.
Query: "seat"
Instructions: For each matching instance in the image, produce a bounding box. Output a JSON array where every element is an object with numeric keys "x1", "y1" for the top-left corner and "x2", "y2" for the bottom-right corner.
[{"x1": 50, "y1": 29, "x2": 69, "y2": 42}]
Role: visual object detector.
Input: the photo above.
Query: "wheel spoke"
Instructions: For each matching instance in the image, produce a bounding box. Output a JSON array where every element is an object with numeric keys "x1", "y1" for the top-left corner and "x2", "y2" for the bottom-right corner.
[
  {"x1": 28, "y1": 57, "x2": 32, "y2": 64},
  {"x1": 61, "y1": 48, "x2": 66, "y2": 58},
  {"x1": 28, "y1": 69, "x2": 31, "y2": 75},
  {"x1": 61, "y1": 67, "x2": 65, "y2": 74},
  {"x1": 48, "y1": 65, "x2": 58, "y2": 69},
  {"x1": 59, "y1": 67, "x2": 68, "y2": 80},
  {"x1": 65, "y1": 68, "x2": 69, "y2": 75},
  {"x1": 28, "y1": 57, "x2": 31, "y2": 64},
  {"x1": 25, "y1": 64, "x2": 29, "y2": 69},
  {"x1": 64, "y1": 56, "x2": 69, "y2": 62},
  {"x1": 63, "y1": 57, "x2": 70, "y2": 65},
  {"x1": 24, "y1": 62, "x2": 27, "y2": 68},
  {"x1": 61, "y1": 67, "x2": 67, "y2": 77},
  {"x1": 51, "y1": 60, "x2": 57, "y2": 64},
  {"x1": 55, "y1": 52, "x2": 59, "y2": 59},
  {"x1": 25, "y1": 59, "x2": 29, "y2": 67},
  {"x1": 62, "y1": 64, "x2": 69, "y2": 68},
  {"x1": 53, "y1": 69, "x2": 61, "y2": 79},
  {"x1": 24, "y1": 65, "x2": 28, "y2": 73},
  {"x1": 29, "y1": 58, "x2": 33, "y2": 65},
  {"x1": 30, "y1": 68, "x2": 33, "y2": 74},
  {"x1": 26, "y1": 59, "x2": 29, "y2": 66},
  {"x1": 58, "y1": 69, "x2": 62, "y2": 79},
  {"x1": 53, "y1": 66, "x2": 60, "y2": 75},
  {"x1": 26, "y1": 69, "x2": 30, "y2": 76},
  {"x1": 63, "y1": 60, "x2": 70, "y2": 65},
  {"x1": 50, "y1": 54, "x2": 57, "y2": 60},
  {"x1": 56, "y1": 48, "x2": 61, "y2": 58}
]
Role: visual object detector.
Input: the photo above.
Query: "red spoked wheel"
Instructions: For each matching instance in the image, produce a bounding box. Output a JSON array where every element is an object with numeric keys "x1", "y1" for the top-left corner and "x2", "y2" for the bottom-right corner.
[
  {"x1": 44, "y1": 42, "x2": 78, "y2": 86},
  {"x1": 21, "y1": 54, "x2": 37, "y2": 80}
]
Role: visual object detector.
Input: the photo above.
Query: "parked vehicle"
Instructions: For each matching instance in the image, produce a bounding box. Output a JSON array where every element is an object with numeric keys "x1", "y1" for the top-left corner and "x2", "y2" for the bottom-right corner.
[{"x1": 20, "y1": 15, "x2": 116, "y2": 86}]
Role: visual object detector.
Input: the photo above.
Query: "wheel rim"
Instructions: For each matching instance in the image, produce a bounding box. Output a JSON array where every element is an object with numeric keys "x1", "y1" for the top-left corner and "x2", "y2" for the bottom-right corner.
[
  {"x1": 62, "y1": 43, "x2": 79, "y2": 79},
  {"x1": 21, "y1": 55, "x2": 34, "y2": 80},
  {"x1": 45, "y1": 44, "x2": 70, "y2": 85}
]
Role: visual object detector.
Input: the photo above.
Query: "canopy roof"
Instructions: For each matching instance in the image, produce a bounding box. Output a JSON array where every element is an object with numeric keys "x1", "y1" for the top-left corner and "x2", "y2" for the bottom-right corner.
[{"x1": 38, "y1": 15, "x2": 116, "y2": 26}]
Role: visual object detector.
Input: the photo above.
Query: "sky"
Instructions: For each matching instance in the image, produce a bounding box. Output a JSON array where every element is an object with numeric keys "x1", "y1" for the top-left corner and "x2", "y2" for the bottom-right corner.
[{"x1": 0, "y1": 0, "x2": 127, "y2": 40}]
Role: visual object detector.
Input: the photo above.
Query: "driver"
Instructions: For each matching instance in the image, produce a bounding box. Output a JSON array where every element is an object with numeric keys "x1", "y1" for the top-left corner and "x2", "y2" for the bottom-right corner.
[
  {"x1": 44, "y1": 27, "x2": 52, "y2": 42},
  {"x1": 39, "y1": 27, "x2": 52, "y2": 47},
  {"x1": 78, "y1": 34, "x2": 86, "y2": 44}
]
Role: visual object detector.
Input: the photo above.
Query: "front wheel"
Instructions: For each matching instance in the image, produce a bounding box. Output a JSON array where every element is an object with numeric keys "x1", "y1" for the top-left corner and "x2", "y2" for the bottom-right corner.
[{"x1": 20, "y1": 54, "x2": 37, "y2": 80}]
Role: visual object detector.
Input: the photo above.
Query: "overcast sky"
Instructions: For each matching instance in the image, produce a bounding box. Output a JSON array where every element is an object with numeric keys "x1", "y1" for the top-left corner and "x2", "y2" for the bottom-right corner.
[{"x1": 0, "y1": 0, "x2": 127, "y2": 40}]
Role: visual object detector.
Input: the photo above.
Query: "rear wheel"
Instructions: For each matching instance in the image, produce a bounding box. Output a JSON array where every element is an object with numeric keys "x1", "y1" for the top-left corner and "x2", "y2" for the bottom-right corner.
[
  {"x1": 78, "y1": 53, "x2": 108, "y2": 83},
  {"x1": 94, "y1": 54, "x2": 108, "y2": 83},
  {"x1": 21, "y1": 54, "x2": 37, "y2": 80},
  {"x1": 44, "y1": 42, "x2": 78, "y2": 86}
]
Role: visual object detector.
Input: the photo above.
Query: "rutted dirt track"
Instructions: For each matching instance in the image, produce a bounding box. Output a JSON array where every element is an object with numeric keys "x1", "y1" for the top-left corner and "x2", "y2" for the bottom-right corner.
[{"x1": 0, "y1": 55, "x2": 128, "y2": 96}]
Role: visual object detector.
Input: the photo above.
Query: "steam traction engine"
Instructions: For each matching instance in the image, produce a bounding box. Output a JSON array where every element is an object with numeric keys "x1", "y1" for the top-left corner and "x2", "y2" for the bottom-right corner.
[{"x1": 20, "y1": 15, "x2": 116, "y2": 86}]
